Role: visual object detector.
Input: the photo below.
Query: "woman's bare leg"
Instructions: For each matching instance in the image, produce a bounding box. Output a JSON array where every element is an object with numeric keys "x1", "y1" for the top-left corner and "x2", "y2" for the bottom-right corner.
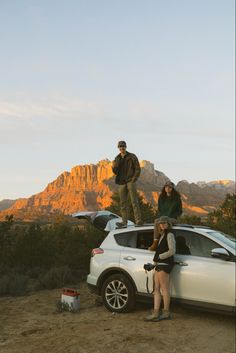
[
  {"x1": 158, "y1": 271, "x2": 170, "y2": 312},
  {"x1": 153, "y1": 271, "x2": 162, "y2": 312}
]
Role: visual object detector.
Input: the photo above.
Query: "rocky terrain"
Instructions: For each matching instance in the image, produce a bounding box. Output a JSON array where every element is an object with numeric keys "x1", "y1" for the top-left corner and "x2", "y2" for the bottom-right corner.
[
  {"x1": 0, "y1": 282, "x2": 235, "y2": 353},
  {"x1": 0, "y1": 159, "x2": 235, "y2": 220}
]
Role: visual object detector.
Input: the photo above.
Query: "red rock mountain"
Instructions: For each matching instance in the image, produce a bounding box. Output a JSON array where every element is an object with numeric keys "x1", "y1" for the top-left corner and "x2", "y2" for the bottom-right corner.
[{"x1": 0, "y1": 160, "x2": 234, "y2": 221}]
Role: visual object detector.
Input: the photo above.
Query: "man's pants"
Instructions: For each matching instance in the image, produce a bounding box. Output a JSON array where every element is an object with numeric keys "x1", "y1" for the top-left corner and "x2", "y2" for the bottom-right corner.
[{"x1": 118, "y1": 182, "x2": 142, "y2": 224}]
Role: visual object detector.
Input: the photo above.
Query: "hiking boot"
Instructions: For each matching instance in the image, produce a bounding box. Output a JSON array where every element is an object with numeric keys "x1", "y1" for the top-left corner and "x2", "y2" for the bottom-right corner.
[
  {"x1": 144, "y1": 310, "x2": 160, "y2": 322},
  {"x1": 116, "y1": 221, "x2": 127, "y2": 228},
  {"x1": 157, "y1": 310, "x2": 171, "y2": 321}
]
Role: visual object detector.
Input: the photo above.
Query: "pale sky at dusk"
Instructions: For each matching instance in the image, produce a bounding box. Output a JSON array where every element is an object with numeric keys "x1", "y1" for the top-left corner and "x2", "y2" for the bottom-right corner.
[{"x1": 0, "y1": 0, "x2": 235, "y2": 200}]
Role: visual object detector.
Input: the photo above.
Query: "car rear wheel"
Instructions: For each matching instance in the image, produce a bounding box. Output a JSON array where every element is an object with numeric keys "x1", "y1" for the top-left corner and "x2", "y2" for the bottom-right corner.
[{"x1": 101, "y1": 273, "x2": 136, "y2": 313}]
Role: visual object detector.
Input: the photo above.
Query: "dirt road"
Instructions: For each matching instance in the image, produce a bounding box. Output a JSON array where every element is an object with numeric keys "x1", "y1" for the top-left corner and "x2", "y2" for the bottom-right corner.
[{"x1": 0, "y1": 282, "x2": 235, "y2": 353}]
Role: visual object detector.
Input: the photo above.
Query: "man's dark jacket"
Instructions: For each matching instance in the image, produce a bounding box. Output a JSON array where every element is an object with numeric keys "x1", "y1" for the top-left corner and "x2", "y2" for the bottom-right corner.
[{"x1": 112, "y1": 152, "x2": 141, "y2": 185}]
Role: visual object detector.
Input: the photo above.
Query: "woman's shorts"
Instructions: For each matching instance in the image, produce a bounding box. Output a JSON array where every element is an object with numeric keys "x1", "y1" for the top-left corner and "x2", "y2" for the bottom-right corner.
[{"x1": 155, "y1": 263, "x2": 173, "y2": 274}]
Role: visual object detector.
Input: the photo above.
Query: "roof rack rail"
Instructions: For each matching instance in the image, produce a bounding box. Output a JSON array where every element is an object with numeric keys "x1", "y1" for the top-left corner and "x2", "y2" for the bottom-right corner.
[
  {"x1": 126, "y1": 223, "x2": 154, "y2": 227},
  {"x1": 174, "y1": 224, "x2": 211, "y2": 229},
  {"x1": 124, "y1": 223, "x2": 211, "y2": 229},
  {"x1": 174, "y1": 224, "x2": 195, "y2": 228}
]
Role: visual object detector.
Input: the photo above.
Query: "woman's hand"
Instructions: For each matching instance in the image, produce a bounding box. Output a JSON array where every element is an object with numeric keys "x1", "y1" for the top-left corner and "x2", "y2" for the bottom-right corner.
[{"x1": 148, "y1": 239, "x2": 158, "y2": 251}]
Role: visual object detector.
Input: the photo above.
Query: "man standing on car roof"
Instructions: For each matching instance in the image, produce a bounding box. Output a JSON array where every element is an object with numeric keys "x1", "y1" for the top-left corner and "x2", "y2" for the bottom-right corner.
[{"x1": 112, "y1": 140, "x2": 143, "y2": 228}]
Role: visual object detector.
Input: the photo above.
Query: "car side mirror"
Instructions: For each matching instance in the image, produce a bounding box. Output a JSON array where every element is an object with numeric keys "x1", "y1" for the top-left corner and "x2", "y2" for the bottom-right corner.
[{"x1": 211, "y1": 248, "x2": 230, "y2": 260}]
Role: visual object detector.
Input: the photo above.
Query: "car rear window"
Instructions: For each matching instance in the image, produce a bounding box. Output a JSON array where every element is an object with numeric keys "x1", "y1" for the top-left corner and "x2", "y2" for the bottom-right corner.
[
  {"x1": 114, "y1": 231, "x2": 137, "y2": 248},
  {"x1": 114, "y1": 229, "x2": 154, "y2": 249}
]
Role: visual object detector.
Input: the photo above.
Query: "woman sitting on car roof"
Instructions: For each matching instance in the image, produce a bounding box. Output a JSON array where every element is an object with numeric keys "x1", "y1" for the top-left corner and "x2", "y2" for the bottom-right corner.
[
  {"x1": 149, "y1": 181, "x2": 182, "y2": 251},
  {"x1": 157, "y1": 180, "x2": 182, "y2": 219}
]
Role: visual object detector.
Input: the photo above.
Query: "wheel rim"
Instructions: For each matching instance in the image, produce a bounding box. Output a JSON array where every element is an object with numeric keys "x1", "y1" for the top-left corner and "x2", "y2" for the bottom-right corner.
[{"x1": 105, "y1": 280, "x2": 128, "y2": 310}]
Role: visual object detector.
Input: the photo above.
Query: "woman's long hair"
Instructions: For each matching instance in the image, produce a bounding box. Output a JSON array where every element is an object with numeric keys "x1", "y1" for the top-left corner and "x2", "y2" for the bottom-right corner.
[
  {"x1": 159, "y1": 186, "x2": 181, "y2": 200},
  {"x1": 154, "y1": 220, "x2": 172, "y2": 241}
]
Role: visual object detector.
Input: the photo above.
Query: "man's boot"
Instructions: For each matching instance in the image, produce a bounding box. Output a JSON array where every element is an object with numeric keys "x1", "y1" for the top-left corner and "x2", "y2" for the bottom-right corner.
[{"x1": 116, "y1": 221, "x2": 127, "y2": 228}]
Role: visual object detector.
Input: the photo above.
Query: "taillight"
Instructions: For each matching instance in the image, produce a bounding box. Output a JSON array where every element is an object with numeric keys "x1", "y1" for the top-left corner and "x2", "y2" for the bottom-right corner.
[{"x1": 91, "y1": 248, "x2": 104, "y2": 257}]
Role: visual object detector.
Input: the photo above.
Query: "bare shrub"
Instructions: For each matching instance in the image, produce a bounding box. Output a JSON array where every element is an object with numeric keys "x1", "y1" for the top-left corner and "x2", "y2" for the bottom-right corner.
[{"x1": 36, "y1": 266, "x2": 75, "y2": 290}]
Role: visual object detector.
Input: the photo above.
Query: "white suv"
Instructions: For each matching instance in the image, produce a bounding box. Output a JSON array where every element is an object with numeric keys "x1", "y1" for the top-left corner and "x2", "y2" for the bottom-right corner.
[{"x1": 73, "y1": 211, "x2": 236, "y2": 315}]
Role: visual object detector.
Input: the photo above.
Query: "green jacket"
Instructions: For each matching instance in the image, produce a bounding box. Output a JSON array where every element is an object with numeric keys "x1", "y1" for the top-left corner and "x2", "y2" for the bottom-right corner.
[
  {"x1": 157, "y1": 194, "x2": 182, "y2": 219},
  {"x1": 112, "y1": 151, "x2": 141, "y2": 185}
]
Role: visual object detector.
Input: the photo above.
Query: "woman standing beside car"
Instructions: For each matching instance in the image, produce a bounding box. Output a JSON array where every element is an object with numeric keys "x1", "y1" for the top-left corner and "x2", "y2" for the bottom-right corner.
[{"x1": 145, "y1": 216, "x2": 176, "y2": 322}]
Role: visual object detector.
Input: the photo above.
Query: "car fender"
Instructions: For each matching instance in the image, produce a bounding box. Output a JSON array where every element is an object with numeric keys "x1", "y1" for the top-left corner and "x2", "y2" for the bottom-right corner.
[{"x1": 96, "y1": 266, "x2": 138, "y2": 294}]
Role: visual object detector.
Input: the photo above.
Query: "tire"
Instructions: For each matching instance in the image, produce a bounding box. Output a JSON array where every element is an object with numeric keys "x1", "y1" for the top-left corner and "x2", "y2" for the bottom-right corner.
[{"x1": 101, "y1": 273, "x2": 136, "y2": 313}]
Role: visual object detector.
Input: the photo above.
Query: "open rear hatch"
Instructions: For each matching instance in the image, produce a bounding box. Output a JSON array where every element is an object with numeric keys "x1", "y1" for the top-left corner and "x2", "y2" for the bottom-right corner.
[{"x1": 72, "y1": 210, "x2": 134, "y2": 231}]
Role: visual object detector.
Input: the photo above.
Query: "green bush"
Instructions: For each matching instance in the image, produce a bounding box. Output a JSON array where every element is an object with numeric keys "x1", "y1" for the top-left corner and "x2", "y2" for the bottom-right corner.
[
  {"x1": 0, "y1": 218, "x2": 104, "y2": 271},
  {"x1": 179, "y1": 214, "x2": 202, "y2": 225},
  {"x1": 26, "y1": 267, "x2": 45, "y2": 279},
  {"x1": 0, "y1": 272, "x2": 28, "y2": 296},
  {"x1": 0, "y1": 216, "x2": 106, "y2": 295}
]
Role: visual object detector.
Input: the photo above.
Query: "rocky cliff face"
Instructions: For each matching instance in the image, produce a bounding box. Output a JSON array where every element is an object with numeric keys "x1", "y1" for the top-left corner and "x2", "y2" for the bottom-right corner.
[
  {"x1": 9, "y1": 160, "x2": 116, "y2": 217},
  {"x1": 0, "y1": 160, "x2": 234, "y2": 220}
]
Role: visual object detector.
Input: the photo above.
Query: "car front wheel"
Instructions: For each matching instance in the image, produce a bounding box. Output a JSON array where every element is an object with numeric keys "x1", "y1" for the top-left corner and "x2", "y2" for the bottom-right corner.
[{"x1": 101, "y1": 273, "x2": 136, "y2": 313}]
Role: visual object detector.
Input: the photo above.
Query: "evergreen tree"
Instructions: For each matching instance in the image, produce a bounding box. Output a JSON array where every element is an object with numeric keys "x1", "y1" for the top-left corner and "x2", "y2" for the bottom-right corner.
[
  {"x1": 179, "y1": 214, "x2": 202, "y2": 225},
  {"x1": 207, "y1": 193, "x2": 236, "y2": 237}
]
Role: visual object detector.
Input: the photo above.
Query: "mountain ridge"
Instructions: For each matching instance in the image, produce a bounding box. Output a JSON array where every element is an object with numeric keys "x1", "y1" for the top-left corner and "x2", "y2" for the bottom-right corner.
[{"x1": 0, "y1": 159, "x2": 234, "y2": 220}]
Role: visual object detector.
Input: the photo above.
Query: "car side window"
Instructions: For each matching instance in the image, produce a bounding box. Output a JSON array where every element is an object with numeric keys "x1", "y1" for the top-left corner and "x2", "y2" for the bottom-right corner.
[
  {"x1": 114, "y1": 231, "x2": 137, "y2": 248},
  {"x1": 136, "y1": 230, "x2": 154, "y2": 249},
  {"x1": 175, "y1": 230, "x2": 220, "y2": 258}
]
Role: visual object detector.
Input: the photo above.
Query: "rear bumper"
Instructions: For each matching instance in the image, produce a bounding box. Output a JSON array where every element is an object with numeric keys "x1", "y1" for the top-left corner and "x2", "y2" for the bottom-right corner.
[
  {"x1": 87, "y1": 274, "x2": 99, "y2": 294},
  {"x1": 87, "y1": 274, "x2": 98, "y2": 286}
]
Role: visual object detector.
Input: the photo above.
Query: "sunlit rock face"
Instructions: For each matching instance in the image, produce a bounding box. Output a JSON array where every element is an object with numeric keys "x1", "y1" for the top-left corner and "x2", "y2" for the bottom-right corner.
[
  {"x1": 8, "y1": 160, "x2": 115, "y2": 216},
  {"x1": 0, "y1": 159, "x2": 234, "y2": 220}
]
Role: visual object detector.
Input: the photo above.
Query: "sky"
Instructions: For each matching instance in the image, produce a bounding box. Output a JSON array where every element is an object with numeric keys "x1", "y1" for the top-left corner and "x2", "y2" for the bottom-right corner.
[{"x1": 0, "y1": 0, "x2": 235, "y2": 200}]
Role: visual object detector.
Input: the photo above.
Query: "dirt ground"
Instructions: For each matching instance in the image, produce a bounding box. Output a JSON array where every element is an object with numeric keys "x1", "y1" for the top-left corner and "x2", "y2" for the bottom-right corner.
[{"x1": 0, "y1": 282, "x2": 235, "y2": 353}]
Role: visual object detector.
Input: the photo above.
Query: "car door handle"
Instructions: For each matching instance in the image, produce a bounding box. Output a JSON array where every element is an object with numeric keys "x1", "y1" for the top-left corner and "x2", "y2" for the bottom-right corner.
[
  {"x1": 123, "y1": 256, "x2": 136, "y2": 261},
  {"x1": 175, "y1": 260, "x2": 188, "y2": 266}
]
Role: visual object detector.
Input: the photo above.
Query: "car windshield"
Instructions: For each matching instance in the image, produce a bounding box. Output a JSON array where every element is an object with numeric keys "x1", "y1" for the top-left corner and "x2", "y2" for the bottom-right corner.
[{"x1": 206, "y1": 231, "x2": 236, "y2": 249}]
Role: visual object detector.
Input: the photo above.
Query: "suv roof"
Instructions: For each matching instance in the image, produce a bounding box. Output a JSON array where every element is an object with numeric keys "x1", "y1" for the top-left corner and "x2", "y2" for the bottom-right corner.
[
  {"x1": 109, "y1": 223, "x2": 213, "y2": 232},
  {"x1": 72, "y1": 210, "x2": 214, "y2": 233}
]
